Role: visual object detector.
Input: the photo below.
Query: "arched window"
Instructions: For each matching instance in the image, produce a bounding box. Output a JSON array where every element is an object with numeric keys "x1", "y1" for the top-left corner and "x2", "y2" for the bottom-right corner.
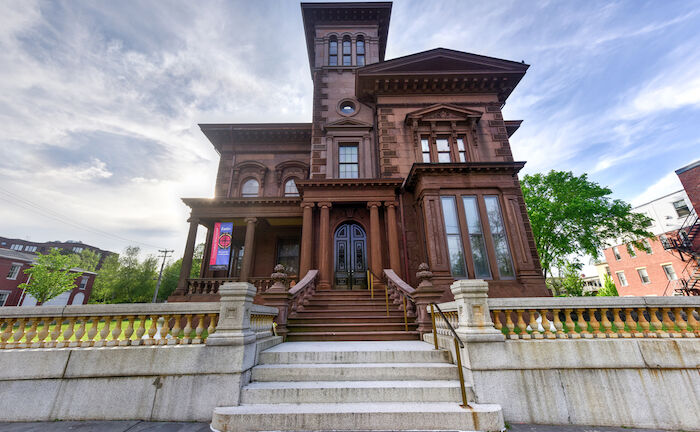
[
  {"x1": 284, "y1": 179, "x2": 299, "y2": 197},
  {"x1": 356, "y1": 37, "x2": 365, "y2": 66},
  {"x1": 329, "y1": 36, "x2": 338, "y2": 66},
  {"x1": 342, "y1": 36, "x2": 352, "y2": 66},
  {"x1": 241, "y1": 179, "x2": 260, "y2": 197}
]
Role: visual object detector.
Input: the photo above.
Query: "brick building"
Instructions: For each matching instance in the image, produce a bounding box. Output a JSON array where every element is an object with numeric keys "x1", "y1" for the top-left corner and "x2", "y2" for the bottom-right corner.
[
  {"x1": 0, "y1": 248, "x2": 96, "y2": 307},
  {"x1": 603, "y1": 160, "x2": 700, "y2": 296},
  {"x1": 0, "y1": 236, "x2": 112, "y2": 270},
  {"x1": 169, "y1": 2, "x2": 549, "y2": 339}
]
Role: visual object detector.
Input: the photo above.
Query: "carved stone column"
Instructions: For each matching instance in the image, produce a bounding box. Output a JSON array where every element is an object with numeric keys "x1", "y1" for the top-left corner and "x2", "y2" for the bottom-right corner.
[
  {"x1": 174, "y1": 217, "x2": 199, "y2": 296},
  {"x1": 413, "y1": 263, "x2": 444, "y2": 335},
  {"x1": 385, "y1": 201, "x2": 401, "y2": 277},
  {"x1": 318, "y1": 202, "x2": 332, "y2": 289},
  {"x1": 451, "y1": 279, "x2": 505, "y2": 342},
  {"x1": 299, "y1": 202, "x2": 315, "y2": 277},
  {"x1": 240, "y1": 217, "x2": 258, "y2": 281},
  {"x1": 368, "y1": 201, "x2": 383, "y2": 279}
]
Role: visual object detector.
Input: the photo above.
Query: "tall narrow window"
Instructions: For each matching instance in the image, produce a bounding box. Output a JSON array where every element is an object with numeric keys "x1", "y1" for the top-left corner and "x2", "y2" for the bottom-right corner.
[
  {"x1": 673, "y1": 199, "x2": 690, "y2": 217},
  {"x1": 616, "y1": 271, "x2": 628, "y2": 286},
  {"x1": 277, "y1": 238, "x2": 300, "y2": 275},
  {"x1": 612, "y1": 246, "x2": 621, "y2": 260},
  {"x1": 284, "y1": 179, "x2": 299, "y2": 197},
  {"x1": 626, "y1": 243, "x2": 636, "y2": 258},
  {"x1": 637, "y1": 268, "x2": 650, "y2": 284},
  {"x1": 642, "y1": 239, "x2": 653, "y2": 254},
  {"x1": 356, "y1": 37, "x2": 365, "y2": 66},
  {"x1": 421, "y1": 138, "x2": 431, "y2": 162},
  {"x1": 241, "y1": 179, "x2": 260, "y2": 197},
  {"x1": 484, "y1": 196, "x2": 515, "y2": 278},
  {"x1": 329, "y1": 37, "x2": 338, "y2": 66},
  {"x1": 436, "y1": 137, "x2": 451, "y2": 162},
  {"x1": 462, "y1": 197, "x2": 491, "y2": 279},
  {"x1": 342, "y1": 37, "x2": 351, "y2": 66},
  {"x1": 440, "y1": 197, "x2": 467, "y2": 277},
  {"x1": 456, "y1": 137, "x2": 466, "y2": 162},
  {"x1": 662, "y1": 264, "x2": 678, "y2": 281},
  {"x1": 6, "y1": 263, "x2": 21, "y2": 280},
  {"x1": 78, "y1": 276, "x2": 88, "y2": 290},
  {"x1": 338, "y1": 144, "x2": 359, "y2": 178}
]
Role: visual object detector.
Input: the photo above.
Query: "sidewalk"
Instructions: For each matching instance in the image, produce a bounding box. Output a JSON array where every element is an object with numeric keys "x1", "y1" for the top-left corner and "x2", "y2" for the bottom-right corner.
[{"x1": 0, "y1": 421, "x2": 680, "y2": 432}]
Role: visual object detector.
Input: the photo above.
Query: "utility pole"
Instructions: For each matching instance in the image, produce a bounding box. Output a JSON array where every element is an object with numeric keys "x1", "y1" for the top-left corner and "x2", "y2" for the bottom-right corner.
[{"x1": 153, "y1": 249, "x2": 174, "y2": 303}]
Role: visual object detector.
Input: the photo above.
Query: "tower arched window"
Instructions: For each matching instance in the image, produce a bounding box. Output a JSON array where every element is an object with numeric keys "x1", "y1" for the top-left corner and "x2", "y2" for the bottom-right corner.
[
  {"x1": 356, "y1": 37, "x2": 365, "y2": 66},
  {"x1": 342, "y1": 36, "x2": 351, "y2": 66},
  {"x1": 284, "y1": 179, "x2": 299, "y2": 197},
  {"x1": 329, "y1": 36, "x2": 338, "y2": 66},
  {"x1": 241, "y1": 179, "x2": 260, "y2": 197}
]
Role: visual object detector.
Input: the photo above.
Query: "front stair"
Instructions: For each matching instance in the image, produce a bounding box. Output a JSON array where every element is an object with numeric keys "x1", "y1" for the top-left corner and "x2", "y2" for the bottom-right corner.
[
  {"x1": 211, "y1": 341, "x2": 504, "y2": 432},
  {"x1": 286, "y1": 289, "x2": 420, "y2": 341}
]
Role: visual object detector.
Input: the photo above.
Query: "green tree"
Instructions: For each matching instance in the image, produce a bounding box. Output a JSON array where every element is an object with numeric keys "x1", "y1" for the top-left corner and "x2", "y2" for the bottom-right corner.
[
  {"x1": 90, "y1": 253, "x2": 120, "y2": 304},
  {"x1": 597, "y1": 274, "x2": 619, "y2": 297},
  {"x1": 114, "y1": 246, "x2": 158, "y2": 303},
  {"x1": 157, "y1": 258, "x2": 182, "y2": 301},
  {"x1": 74, "y1": 249, "x2": 101, "y2": 272},
  {"x1": 18, "y1": 249, "x2": 82, "y2": 305},
  {"x1": 191, "y1": 243, "x2": 204, "y2": 277},
  {"x1": 522, "y1": 170, "x2": 653, "y2": 279}
]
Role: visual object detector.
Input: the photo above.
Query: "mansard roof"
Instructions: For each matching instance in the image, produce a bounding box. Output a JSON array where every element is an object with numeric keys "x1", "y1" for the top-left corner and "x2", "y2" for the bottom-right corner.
[
  {"x1": 199, "y1": 123, "x2": 312, "y2": 154},
  {"x1": 356, "y1": 48, "x2": 529, "y2": 102},
  {"x1": 301, "y1": 2, "x2": 392, "y2": 73}
]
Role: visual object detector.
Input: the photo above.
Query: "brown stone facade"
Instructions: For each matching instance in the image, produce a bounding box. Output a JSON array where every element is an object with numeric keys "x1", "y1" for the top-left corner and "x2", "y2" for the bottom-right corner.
[{"x1": 169, "y1": 1, "x2": 548, "y2": 304}]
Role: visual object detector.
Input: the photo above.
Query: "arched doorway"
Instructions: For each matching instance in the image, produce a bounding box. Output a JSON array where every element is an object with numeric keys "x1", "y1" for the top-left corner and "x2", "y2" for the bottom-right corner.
[{"x1": 334, "y1": 222, "x2": 367, "y2": 290}]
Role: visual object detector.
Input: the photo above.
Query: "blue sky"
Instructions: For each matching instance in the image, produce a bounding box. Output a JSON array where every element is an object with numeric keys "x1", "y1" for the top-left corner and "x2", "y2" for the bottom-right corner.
[{"x1": 0, "y1": 0, "x2": 699, "y2": 260}]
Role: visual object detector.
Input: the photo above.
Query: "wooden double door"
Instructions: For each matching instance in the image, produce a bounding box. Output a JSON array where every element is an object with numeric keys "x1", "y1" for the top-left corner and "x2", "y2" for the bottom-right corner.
[{"x1": 333, "y1": 222, "x2": 367, "y2": 290}]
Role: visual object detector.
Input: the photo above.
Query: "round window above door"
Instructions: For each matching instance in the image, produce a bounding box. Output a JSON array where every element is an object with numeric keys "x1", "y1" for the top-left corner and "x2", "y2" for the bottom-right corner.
[{"x1": 337, "y1": 99, "x2": 359, "y2": 117}]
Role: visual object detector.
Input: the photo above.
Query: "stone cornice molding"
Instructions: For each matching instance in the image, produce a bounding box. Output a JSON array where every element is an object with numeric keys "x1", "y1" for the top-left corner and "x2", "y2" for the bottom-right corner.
[
  {"x1": 403, "y1": 162, "x2": 526, "y2": 190},
  {"x1": 182, "y1": 197, "x2": 302, "y2": 209}
]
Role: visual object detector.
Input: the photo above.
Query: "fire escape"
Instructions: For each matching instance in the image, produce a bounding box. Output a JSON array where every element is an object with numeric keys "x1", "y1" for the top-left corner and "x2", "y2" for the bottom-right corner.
[{"x1": 662, "y1": 209, "x2": 700, "y2": 295}]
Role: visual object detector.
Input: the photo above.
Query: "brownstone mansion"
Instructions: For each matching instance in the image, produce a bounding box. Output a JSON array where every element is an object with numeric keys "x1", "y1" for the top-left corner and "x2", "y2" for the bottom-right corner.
[{"x1": 169, "y1": 2, "x2": 549, "y2": 340}]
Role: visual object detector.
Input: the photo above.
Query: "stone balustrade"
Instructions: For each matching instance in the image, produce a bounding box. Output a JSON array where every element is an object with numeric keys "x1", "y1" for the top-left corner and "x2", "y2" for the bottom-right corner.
[
  {"x1": 0, "y1": 296, "x2": 278, "y2": 349},
  {"x1": 431, "y1": 302, "x2": 459, "y2": 337},
  {"x1": 186, "y1": 276, "x2": 299, "y2": 295}
]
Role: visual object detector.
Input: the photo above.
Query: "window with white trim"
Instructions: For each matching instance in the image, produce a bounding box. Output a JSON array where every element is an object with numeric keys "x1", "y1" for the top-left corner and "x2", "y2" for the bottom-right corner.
[
  {"x1": 642, "y1": 239, "x2": 653, "y2": 254},
  {"x1": 626, "y1": 243, "x2": 636, "y2": 258},
  {"x1": 616, "y1": 271, "x2": 628, "y2": 286},
  {"x1": 612, "y1": 246, "x2": 621, "y2": 260},
  {"x1": 24, "y1": 245, "x2": 37, "y2": 252},
  {"x1": 78, "y1": 276, "x2": 89, "y2": 290},
  {"x1": 6, "y1": 263, "x2": 21, "y2": 280},
  {"x1": 338, "y1": 144, "x2": 359, "y2": 179},
  {"x1": 672, "y1": 199, "x2": 690, "y2": 217},
  {"x1": 637, "y1": 268, "x2": 650, "y2": 284},
  {"x1": 10, "y1": 244, "x2": 23, "y2": 251},
  {"x1": 0, "y1": 291, "x2": 9, "y2": 306},
  {"x1": 662, "y1": 264, "x2": 677, "y2": 281}
]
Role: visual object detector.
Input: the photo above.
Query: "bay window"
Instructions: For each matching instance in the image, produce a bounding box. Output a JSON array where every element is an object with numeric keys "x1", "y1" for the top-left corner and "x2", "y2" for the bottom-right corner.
[{"x1": 420, "y1": 135, "x2": 469, "y2": 163}]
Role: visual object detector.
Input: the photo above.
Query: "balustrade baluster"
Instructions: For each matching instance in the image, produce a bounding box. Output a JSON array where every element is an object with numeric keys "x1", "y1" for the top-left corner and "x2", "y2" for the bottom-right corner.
[
  {"x1": 60, "y1": 317, "x2": 76, "y2": 348},
  {"x1": 685, "y1": 307, "x2": 700, "y2": 337},
  {"x1": 528, "y1": 309, "x2": 542, "y2": 339},
  {"x1": 34, "y1": 318, "x2": 50, "y2": 348},
  {"x1": 637, "y1": 308, "x2": 652, "y2": 337},
  {"x1": 492, "y1": 311, "x2": 502, "y2": 333},
  {"x1": 193, "y1": 314, "x2": 205, "y2": 344},
  {"x1": 552, "y1": 309, "x2": 565, "y2": 338},
  {"x1": 109, "y1": 316, "x2": 123, "y2": 347},
  {"x1": 157, "y1": 315, "x2": 170, "y2": 345},
  {"x1": 123, "y1": 316, "x2": 135, "y2": 346},
  {"x1": 576, "y1": 309, "x2": 591, "y2": 338},
  {"x1": 600, "y1": 308, "x2": 614, "y2": 338},
  {"x1": 612, "y1": 308, "x2": 625, "y2": 337},
  {"x1": 169, "y1": 315, "x2": 181, "y2": 345},
  {"x1": 207, "y1": 314, "x2": 217, "y2": 338},
  {"x1": 504, "y1": 310, "x2": 516, "y2": 339},
  {"x1": 96, "y1": 316, "x2": 111, "y2": 347},
  {"x1": 589, "y1": 308, "x2": 602, "y2": 338},
  {"x1": 23, "y1": 318, "x2": 38, "y2": 348},
  {"x1": 11, "y1": 318, "x2": 26, "y2": 348},
  {"x1": 86, "y1": 317, "x2": 99, "y2": 346},
  {"x1": 515, "y1": 309, "x2": 529, "y2": 339},
  {"x1": 662, "y1": 308, "x2": 678, "y2": 337},
  {"x1": 648, "y1": 307, "x2": 666, "y2": 337},
  {"x1": 673, "y1": 308, "x2": 690, "y2": 337},
  {"x1": 564, "y1": 309, "x2": 577, "y2": 338},
  {"x1": 619, "y1": 309, "x2": 633, "y2": 338},
  {"x1": 182, "y1": 315, "x2": 193, "y2": 344},
  {"x1": 1, "y1": 319, "x2": 14, "y2": 348},
  {"x1": 540, "y1": 309, "x2": 554, "y2": 339},
  {"x1": 146, "y1": 315, "x2": 158, "y2": 345},
  {"x1": 49, "y1": 317, "x2": 62, "y2": 348},
  {"x1": 134, "y1": 315, "x2": 147, "y2": 345},
  {"x1": 75, "y1": 318, "x2": 87, "y2": 347}
]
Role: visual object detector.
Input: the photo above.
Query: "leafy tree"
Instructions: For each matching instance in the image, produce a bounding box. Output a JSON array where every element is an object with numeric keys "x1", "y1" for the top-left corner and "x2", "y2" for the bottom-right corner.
[
  {"x1": 73, "y1": 249, "x2": 102, "y2": 272},
  {"x1": 18, "y1": 249, "x2": 82, "y2": 305},
  {"x1": 90, "y1": 253, "x2": 120, "y2": 304},
  {"x1": 597, "y1": 274, "x2": 619, "y2": 297},
  {"x1": 114, "y1": 246, "x2": 158, "y2": 303},
  {"x1": 191, "y1": 243, "x2": 204, "y2": 277},
  {"x1": 522, "y1": 170, "x2": 653, "y2": 279},
  {"x1": 157, "y1": 258, "x2": 182, "y2": 301}
]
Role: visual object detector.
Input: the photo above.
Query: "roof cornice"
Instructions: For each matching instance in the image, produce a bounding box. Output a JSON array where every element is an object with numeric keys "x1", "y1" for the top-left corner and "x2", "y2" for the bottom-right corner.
[{"x1": 403, "y1": 162, "x2": 526, "y2": 190}]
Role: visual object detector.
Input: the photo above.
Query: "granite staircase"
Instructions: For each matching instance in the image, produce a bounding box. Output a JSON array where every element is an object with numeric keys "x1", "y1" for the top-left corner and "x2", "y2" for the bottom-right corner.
[
  {"x1": 211, "y1": 341, "x2": 504, "y2": 431},
  {"x1": 286, "y1": 289, "x2": 420, "y2": 341}
]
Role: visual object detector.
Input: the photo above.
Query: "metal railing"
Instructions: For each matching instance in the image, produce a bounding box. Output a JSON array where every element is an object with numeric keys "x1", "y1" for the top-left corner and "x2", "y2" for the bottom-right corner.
[{"x1": 429, "y1": 303, "x2": 468, "y2": 408}]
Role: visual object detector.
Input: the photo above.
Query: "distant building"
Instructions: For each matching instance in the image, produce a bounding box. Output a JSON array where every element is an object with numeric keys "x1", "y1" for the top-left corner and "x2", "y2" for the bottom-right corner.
[
  {"x1": 0, "y1": 237, "x2": 113, "y2": 270},
  {"x1": 602, "y1": 160, "x2": 700, "y2": 296},
  {"x1": 0, "y1": 248, "x2": 96, "y2": 307}
]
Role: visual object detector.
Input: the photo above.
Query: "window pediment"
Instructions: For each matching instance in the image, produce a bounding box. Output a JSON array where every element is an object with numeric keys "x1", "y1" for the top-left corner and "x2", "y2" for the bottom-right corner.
[
  {"x1": 232, "y1": 160, "x2": 268, "y2": 192},
  {"x1": 275, "y1": 160, "x2": 309, "y2": 186},
  {"x1": 324, "y1": 118, "x2": 373, "y2": 131},
  {"x1": 405, "y1": 104, "x2": 482, "y2": 125}
]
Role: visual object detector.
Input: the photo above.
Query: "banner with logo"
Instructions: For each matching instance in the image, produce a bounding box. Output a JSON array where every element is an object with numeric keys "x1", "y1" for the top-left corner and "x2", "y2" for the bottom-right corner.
[{"x1": 209, "y1": 222, "x2": 234, "y2": 270}]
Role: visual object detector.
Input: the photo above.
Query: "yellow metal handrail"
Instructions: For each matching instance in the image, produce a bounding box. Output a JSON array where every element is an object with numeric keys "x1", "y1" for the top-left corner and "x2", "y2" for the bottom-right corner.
[{"x1": 430, "y1": 303, "x2": 468, "y2": 408}]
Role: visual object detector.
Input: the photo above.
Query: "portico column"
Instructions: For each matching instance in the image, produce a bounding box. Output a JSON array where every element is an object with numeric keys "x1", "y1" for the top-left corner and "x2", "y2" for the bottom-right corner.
[
  {"x1": 240, "y1": 217, "x2": 258, "y2": 281},
  {"x1": 318, "y1": 202, "x2": 332, "y2": 289},
  {"x1": 299, "y1": 202, "x2": 315, "y2": 277},
  {"x1": 368, "y1": 201, "x2": 383, "y2": 279},
  {"x1": 385, "y1": 201, "x2": 401, "y2": 277},
  {"x1": 175, "y1": 217, "x2": 199, "y2": 296}
]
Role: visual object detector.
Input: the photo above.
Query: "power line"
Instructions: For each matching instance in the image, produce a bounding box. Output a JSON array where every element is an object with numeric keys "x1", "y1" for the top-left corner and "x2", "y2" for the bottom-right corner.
[
  {"x1": 0, "y1": 186, "x2": 165, "y2": 250},
  {"x1": 153, "y1": 249, "x2": 174, "y2": 303}
]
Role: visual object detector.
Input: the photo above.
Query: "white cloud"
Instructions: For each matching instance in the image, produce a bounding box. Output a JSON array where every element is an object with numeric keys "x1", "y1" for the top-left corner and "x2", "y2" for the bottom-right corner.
[{"x1": 630, "y1": 171, "x2": 684, "y2": 207}]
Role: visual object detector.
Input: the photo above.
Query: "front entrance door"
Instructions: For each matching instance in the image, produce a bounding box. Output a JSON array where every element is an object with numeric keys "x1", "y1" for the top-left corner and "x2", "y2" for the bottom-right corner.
[{"x1": 334, "y1": 223, "x2": 367, "y2": 290}]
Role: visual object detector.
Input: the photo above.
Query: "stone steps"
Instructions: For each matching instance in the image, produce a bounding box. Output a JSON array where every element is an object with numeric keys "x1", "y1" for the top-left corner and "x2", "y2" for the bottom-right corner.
[
  {"x1": 288, "y1": 315, "x2": 414, "y2": 324},
  {"x1": 286, "y1": 330, "x2": 420, "y2": 341},
  {"x1": 287, "y1": 322, "x2": 418, "y2": 333},
  {"x1": 211, "y1": 341, "x2": 503, "y2": 432}
]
